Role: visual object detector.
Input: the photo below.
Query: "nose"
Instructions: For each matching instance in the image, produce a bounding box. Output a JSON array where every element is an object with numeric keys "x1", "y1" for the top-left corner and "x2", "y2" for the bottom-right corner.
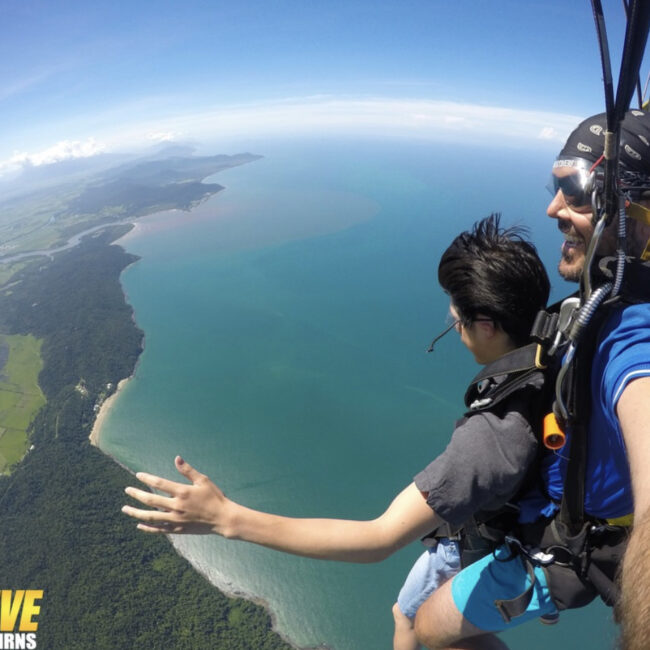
[{"x1": 546, "y1": 190, "x2": 566, "y2": 220}]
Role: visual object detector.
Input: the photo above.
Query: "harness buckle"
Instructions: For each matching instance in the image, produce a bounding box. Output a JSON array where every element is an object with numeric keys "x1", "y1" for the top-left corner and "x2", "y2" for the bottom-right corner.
[
  {"x1": 548, "y1": 297, "x2": 580, "y2": 356},
  {"x1": 504, "y1": 535, "x2": 562, "y2": 567}
]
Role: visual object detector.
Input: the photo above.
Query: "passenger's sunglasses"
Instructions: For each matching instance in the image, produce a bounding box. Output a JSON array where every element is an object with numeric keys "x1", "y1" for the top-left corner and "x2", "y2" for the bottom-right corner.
[{"x1": 426, "y1": 316, "x2": 494, "y2": 353}]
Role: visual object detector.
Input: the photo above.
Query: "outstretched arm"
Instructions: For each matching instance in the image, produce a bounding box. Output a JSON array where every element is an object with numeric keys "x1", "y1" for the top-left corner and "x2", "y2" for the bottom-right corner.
[
  {"x1": 122, "y1": 456, "x2": 441, "y2": 563},
  {"x1": 615, "y1": 376, "x2": 650, "y2": 650}
]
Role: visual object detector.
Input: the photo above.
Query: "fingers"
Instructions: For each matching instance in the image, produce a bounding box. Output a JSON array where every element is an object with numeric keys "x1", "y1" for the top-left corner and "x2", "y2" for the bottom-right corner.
[
  {"x1": 123, "y1": 457, "x2": 218, "y2": 535},
  {"x1": 136, "y1": 523, "x2": 169, "y2": 534},
  {"x1": 134, "y1": 471, "x2": 185, "y2": 495},
  {"x1": 123, "y1": 498, "x2": 190, "y2": 534},
  {"x1": 175, "y1": 456, "x2": 204, "y2": 483},
  {"x1": 124, "y1": 486, "x2": 173, "y2": 510},
  {"x1": 136, "y1": 522, "x2": 189, "y2": 535},
  {"x1": 133, "y1": 458, "x2": 205, "y2": 494},
  {"x1": 122, "y1": 504, "x2": 173, "y2": 523},
  {"x1": 121, "y1": 504, "x2": 193, "y2": 536}
]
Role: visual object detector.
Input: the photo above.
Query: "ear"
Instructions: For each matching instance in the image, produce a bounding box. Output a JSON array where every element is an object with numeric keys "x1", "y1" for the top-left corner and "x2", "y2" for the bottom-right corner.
[{"x1": 475, "y1": 319, "x2": 497, "y2": 338}]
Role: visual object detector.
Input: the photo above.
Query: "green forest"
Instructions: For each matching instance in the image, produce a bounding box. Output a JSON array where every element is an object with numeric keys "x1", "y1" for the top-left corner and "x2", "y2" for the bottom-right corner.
[{"x1": 0, "y1": 226, "x2": 293, "y2": 649}]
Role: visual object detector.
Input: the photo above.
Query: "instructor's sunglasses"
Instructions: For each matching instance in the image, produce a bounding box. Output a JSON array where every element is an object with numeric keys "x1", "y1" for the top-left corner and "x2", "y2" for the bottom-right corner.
[
  {"x1": 547, "y1": 171, "x2": 596, "y2": 208},
  {"x1": 546, "y1": 157, "x2": 603, "y2": 209}
]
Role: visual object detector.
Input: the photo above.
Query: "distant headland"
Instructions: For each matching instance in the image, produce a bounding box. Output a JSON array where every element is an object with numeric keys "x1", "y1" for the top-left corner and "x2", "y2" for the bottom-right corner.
[{"x1": 0, "y1": 147, "x2": 263, "y2": 263}]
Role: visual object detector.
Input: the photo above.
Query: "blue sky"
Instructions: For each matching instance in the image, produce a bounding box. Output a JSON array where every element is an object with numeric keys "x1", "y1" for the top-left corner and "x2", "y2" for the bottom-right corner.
[{"x1": 1, "y1": 0, "x2": 647, "y2": 175}]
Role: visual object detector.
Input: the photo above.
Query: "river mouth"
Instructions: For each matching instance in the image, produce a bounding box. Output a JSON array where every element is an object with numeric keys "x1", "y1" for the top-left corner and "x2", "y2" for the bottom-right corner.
[{"x1": 0, "y1": 220, "x2": 137, "y2": 265}]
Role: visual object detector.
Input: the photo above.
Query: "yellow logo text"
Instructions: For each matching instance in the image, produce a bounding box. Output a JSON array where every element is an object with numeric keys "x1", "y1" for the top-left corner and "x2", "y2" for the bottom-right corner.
[{"x1": 0, "y1": 590, "x2": 42, "y2": 632}]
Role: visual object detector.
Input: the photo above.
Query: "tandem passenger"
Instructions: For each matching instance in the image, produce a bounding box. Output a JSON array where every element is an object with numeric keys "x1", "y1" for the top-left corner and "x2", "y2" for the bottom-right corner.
[
  {"x1": 122, "y1": 214, "x2": 551, "y2": 649},
  {"x1": 392, "y1": 214, "x2": 551, "y2": 650}
]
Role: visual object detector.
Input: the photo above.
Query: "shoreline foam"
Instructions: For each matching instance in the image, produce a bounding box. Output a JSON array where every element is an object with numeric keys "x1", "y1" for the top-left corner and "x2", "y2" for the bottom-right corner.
[
  {"x1": 89, "y1": 376, "x2": 133, "y2": 447},
  {"x1": 168, "y1": 537, "x2": 330, "y2": 650}
]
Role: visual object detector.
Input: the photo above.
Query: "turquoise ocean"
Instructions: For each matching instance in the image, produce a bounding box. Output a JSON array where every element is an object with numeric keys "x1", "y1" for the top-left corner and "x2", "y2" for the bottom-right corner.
[{"x1": 100, "y1": 138, "x2": 618, "y2": 650}]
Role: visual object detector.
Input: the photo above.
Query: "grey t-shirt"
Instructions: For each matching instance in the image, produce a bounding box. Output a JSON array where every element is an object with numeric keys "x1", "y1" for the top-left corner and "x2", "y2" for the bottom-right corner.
[{"x1": 414, "y1": 391, "x2": 539, "y2": 528}]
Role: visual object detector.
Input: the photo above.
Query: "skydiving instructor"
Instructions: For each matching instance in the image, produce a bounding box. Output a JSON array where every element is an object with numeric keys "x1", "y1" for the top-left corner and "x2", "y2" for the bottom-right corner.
[{"x1": 412, "y1": 111, "x2": 650, "y2": 649}]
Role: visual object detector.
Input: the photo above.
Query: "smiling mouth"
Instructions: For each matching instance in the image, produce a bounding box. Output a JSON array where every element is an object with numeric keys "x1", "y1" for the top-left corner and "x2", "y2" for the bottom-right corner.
[
  {"x1": 558, "y1": 225, "x2": 584, "y2": 257},
  {"x1": 563, "y1": 235, "x2": 582, "y2": 249},
  {"x1": 558, "y1": 221, "x2": 583, "y2": 247}
]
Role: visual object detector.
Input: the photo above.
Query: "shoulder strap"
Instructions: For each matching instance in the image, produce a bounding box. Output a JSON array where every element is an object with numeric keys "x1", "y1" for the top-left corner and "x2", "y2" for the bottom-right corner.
[
  {"x1": 464, "y1": 344, "x2": 546, "y2": 414},
  {"x1": 468, "y1": 343, "x2": 541, "y2": 385},
  {"x1": 557, "y1": 306, "x2": 611, "y2": 532}
]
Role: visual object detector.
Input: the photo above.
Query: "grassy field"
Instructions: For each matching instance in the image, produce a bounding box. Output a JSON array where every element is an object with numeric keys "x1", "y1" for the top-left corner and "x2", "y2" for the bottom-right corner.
[{"x1": 0, "y1": 333, "x2": 46, "y2": 473}]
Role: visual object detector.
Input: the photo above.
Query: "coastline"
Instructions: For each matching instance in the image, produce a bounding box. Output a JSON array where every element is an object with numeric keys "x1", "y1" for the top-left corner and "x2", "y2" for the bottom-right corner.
[
  {"x1": 171, "y1": 537, "x2": 330, "y2": 650},
  {"x1": 88, "y1": 333, "x2": 328, "y2": 650},
  {"x1": 87, "y1": 227, "x2": 326, "y2": 650},
  {"x1": 89, "y1": 246, "x2": 142, "y2": 451},
  {"x1": 89, "y1": 375, "x2": 133, "y2": 447}
]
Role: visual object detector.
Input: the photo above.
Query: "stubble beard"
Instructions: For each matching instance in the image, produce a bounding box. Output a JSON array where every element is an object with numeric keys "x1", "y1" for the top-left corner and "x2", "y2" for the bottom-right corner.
[{"x1": 558, "y1": 246, "x2": 584, "y2": 283}]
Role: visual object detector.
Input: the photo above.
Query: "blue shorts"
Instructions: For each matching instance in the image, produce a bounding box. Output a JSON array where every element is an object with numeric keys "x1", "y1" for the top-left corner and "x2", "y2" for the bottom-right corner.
[
  {"x1": 397, "y1": 538, "x2": 461, "y2": 619},
  {"x1": 451, "y1": 544, "x2": 558, "y2": 631}
]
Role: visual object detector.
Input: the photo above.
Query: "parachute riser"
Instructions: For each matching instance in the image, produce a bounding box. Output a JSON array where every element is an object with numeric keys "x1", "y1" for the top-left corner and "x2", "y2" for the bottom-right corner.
[{"x1": 560, "y1": 0, "x2": 650, "y2": 425}]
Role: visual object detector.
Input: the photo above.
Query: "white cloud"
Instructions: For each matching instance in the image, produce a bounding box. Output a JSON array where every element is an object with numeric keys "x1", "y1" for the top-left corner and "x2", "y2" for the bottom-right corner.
[
  {"x1": 111, "y1": 97, "x2": 581, "y2": 147},
  {"x1": 1, "y1": 138, "x2": 106, "y2": 175},
  {"x1": 442, "y1": 115, "x2": 468, "y2": 125},
  {"x1": 0, "y1": 97, "x2": 582, "y2": 177},
  {"x1": 146, "y1": 131, "x2": 182, "y2": 143},
  {"x1": 538, "y1": 126, "x2": 559, "y2": 140}
]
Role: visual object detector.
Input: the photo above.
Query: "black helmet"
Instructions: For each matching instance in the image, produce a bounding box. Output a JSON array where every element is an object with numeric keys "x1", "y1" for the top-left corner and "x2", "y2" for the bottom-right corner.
[{"x1": 551, "y1": 110, "x2": 650, "y2": 202}]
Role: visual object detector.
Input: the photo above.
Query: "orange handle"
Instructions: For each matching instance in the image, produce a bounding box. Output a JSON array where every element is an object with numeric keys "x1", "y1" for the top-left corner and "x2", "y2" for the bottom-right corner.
[{"x1": 543, "y1": 412, "x2": 566, "y2": 450}]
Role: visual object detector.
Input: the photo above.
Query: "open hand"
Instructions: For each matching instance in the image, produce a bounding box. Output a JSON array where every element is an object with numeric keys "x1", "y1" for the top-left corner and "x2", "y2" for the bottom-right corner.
[{"x1": 122, "y1": 456, "x2": 231, "y2": 535}]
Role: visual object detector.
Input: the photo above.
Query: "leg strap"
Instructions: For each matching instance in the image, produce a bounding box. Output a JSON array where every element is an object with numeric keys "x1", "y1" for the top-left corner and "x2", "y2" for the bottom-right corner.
[{"x1": 494, "y1": 555, "x2": 537, "y2": 624}]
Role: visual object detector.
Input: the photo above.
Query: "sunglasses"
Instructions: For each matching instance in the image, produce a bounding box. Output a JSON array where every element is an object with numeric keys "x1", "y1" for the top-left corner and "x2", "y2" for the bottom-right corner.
[
  {"x1": 547, "y1": 171, "x2": 594, "y2": 208},
  {"x1": 426, "y1": 316, "x2": 494, "y2": 353}
]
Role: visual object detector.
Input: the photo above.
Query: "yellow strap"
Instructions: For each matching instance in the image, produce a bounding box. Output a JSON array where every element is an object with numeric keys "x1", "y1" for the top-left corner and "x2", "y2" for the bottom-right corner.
[
  {"x1": 626, "y1": 201, "x2": 650, "y2": 226},
  {"x1": 606, "y1": 513, "x2": 634, "y2": 527},
  {"x1": 642, "y1": 239, "x2": 650, "y2": 262}
]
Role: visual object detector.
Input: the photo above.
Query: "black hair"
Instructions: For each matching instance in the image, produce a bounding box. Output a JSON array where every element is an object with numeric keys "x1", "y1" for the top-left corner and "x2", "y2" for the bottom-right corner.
[{"x1": 438, "y1": 213, "x2": 550, "y2": 346}]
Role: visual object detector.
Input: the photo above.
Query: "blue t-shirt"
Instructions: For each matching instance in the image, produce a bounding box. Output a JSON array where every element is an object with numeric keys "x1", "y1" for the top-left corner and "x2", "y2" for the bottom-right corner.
[{"x1": 521, "y1": 302, "x2": 650, "y2": 522}]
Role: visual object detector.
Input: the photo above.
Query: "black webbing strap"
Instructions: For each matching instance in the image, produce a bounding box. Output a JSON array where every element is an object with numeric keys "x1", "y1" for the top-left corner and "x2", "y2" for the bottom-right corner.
[
  {"x1": 463, "y1": 344, "x2": 544, "y2": 414},
  {"x1": 494, "y1": 556, "x2": 537, "y2": 623},
  {"x1": 558, "y1": 358, "x2": 588, "y2": 532},
  {"x1": 587, "y1": 557, "x2": 619, "y2": 607},
  {"x1": 558, "y1": 306, "x2": 608, "y2": 532},
  {"x1": 467, "y1": 343, "x2": 539, "y2": 385}
]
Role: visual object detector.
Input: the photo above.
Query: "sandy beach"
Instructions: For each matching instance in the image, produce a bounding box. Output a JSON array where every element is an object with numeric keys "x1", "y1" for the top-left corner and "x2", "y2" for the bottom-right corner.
[{"x1": 89, "y1": 376, "x2": 132, "y2": 447}]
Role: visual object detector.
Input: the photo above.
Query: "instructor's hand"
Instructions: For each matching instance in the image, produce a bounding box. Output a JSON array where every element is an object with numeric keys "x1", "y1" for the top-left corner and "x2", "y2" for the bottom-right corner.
[{"x1": 122, "y1": 456, "x2": 232, "y2": 535}]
